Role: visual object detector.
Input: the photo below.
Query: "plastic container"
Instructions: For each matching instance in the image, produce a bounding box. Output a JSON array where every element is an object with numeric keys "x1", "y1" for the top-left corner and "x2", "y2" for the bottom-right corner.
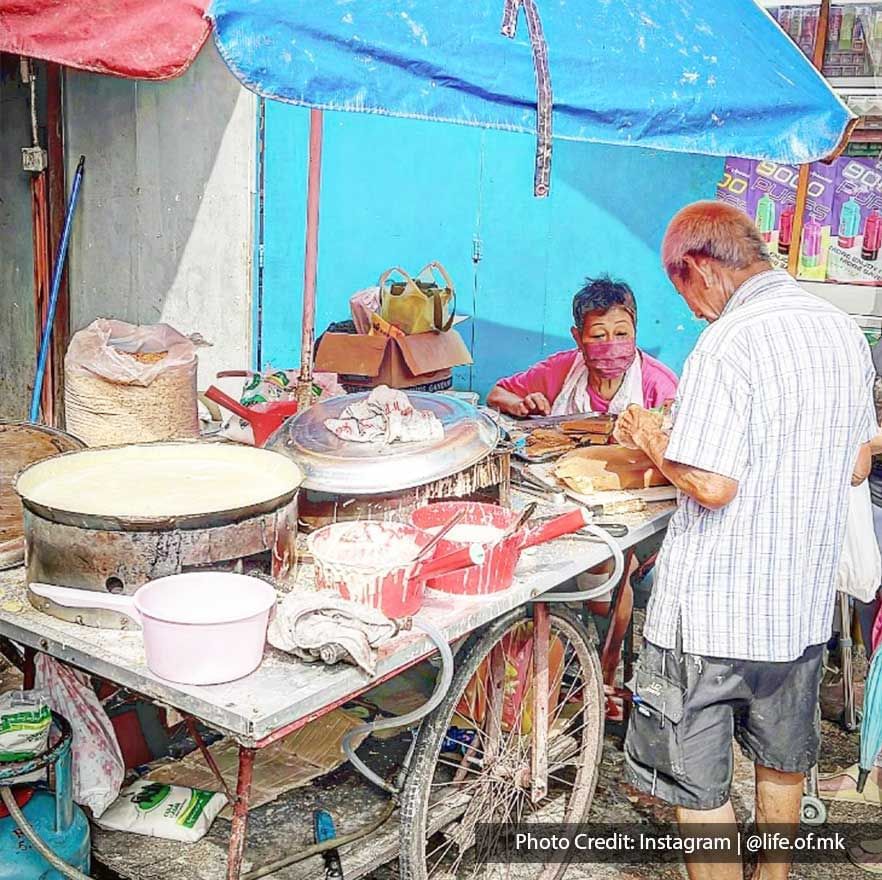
[
  {"x1": 29, "y1": 573, "x2": 277, "y2": 685},
  {"x1": 308, "y1": 520, "x2": 483, "y2": 617},
  {"x1": 410, "y1": 501, "x2": 590, "y2": 596}
]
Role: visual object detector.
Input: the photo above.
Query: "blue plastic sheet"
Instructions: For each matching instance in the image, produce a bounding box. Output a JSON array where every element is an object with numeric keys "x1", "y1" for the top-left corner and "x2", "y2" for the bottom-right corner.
[{"x1": 209, "y1": 0, "x2": 852, "y2": 166}]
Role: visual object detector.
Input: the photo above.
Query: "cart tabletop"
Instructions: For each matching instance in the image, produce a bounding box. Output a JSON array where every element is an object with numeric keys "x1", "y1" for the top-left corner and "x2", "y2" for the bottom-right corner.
[{"x1": 0, "y1": 497, "x2": 674, "y2": 745}]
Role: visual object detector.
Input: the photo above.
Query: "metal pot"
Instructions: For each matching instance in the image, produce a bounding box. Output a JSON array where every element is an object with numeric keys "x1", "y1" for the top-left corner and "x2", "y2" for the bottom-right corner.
[{"x1": 15, "y1": 442, "x2": 303, "y2": 627}]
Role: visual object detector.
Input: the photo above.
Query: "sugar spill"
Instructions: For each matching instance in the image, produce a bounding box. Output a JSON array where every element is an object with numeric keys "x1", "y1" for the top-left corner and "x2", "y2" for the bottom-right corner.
[
  {"x1": 427, "y1": 523, "x2": 504, "y2": 545},
  {"x1": 313, "y1": 521, "x2": 421, "y2": 569}
]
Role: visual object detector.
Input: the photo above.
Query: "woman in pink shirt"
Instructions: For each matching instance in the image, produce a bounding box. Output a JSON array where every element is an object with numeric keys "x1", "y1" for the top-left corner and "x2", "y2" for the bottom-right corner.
[{"x1": 487, "y1": 276, "x2": 678, "y2": 417}]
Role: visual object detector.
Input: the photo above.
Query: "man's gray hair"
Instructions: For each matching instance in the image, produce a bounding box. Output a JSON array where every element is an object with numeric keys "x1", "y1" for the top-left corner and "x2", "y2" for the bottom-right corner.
[{"x1": 662, "y1": 200, "x2": 771, "y2": 280}]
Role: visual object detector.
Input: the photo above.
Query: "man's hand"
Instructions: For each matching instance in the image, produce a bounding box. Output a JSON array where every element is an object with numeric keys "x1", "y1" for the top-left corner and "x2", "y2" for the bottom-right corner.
[
  {"x1": 615, "y1": 404, "x2": 738, "y2": 510},
  {"x1": 853, "y1": 442, "x2": 872, "y2": 486},
  {"x1": 614, "y1": 404, "x2": 659, "y2": 450}
]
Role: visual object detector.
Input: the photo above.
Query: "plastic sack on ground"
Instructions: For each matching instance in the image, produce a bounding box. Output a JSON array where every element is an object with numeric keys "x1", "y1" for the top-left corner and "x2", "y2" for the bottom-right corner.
[
  {"x1": 34, "y1": 655, "x2": 124, "y2": 818},
  {"x1": 64, "y1": 319, "x2": 201, "y2": 446},
  {"x1": 838, "y1": 481, "x2": 882, "y2": 604},
  {"x1": 0, "y1": 690, "x2": 51, "y2": 784},
  {"x1": 95, "y1": 780, "x2": 227, "y2": 843}
]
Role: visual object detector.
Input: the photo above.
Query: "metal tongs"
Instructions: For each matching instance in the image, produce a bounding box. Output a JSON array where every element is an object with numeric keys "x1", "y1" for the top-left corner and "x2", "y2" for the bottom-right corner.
[{"x1": 511, "y1": 464, "x2": 566, "y2": 504}]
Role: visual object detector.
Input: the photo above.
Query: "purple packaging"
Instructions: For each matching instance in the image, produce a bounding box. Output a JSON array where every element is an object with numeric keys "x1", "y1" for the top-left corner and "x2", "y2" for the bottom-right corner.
[{"x1": 828, "y1": 155, "x2": 882, "y2": 282}]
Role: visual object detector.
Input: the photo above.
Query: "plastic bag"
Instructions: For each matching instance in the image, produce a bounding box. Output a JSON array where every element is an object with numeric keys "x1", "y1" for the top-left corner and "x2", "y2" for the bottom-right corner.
[
  {"x1": 34, "y1": 655, "x2": 124, "y2": 818},
  {"x1": 377, "y1": 262, "x2": 455, "y2": 335},
  {"x1": 95, "y1": 780, "x2": 227, "y2": 843},
  {"x1": 65, "y1": 318, "x2": 198, "y2": 386},
  {"x1": 218, "y1": 369, "x2": 344, "y2": 445},
  {"x1": 65, "y1": 319, "x2": 201, "y2": 446},
  {"x1": 350, "y1": 287, "x2": 381, "y2": 335},
  {"x1": 837, "y1": 481, "x2": 882, "y2": 603},
  {"x1": 0, "y1": 690, "x2": 51, "y2": 784}
]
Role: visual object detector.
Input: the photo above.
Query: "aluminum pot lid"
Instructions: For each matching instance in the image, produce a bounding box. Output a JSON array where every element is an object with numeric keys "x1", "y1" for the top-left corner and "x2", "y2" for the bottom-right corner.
[{"x1": 266, "y1": 392, "x2": 499, "y2": 494}]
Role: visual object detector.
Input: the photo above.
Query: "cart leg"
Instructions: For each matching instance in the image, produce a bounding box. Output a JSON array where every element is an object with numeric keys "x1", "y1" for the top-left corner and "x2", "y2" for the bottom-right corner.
[
  {"x1": 531, "y1": 602, "x2": 550, "y2": 803},
  {"x1": 227, "y1": 746, "x2": 256, "y2": 880},
  {"x1": 600, "y1": 550, "x2": 636, "y2": 686}
]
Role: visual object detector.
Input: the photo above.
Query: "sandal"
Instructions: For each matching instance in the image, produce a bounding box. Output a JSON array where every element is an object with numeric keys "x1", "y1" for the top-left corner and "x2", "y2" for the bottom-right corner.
[
  {"x1": 819, "y1": 764, "x2": 882, "y2": 805},
  {"x1": 849, "y1": 841, "x2": 882, "y2": 874}
]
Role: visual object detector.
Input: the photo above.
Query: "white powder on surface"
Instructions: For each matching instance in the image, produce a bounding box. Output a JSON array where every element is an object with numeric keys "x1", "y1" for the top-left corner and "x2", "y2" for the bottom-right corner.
[{"x1": 427, "y1": 523, "x2": 504, "y2": 545}]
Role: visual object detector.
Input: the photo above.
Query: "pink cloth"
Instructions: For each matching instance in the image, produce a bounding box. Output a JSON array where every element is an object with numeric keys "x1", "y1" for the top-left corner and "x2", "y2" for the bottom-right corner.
[{"x1": 496, "y1": 348, "x2": 678, "y2": 414}]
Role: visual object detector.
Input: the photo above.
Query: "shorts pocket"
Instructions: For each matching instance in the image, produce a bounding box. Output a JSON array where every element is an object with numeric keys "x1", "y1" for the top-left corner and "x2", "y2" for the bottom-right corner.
[{"x1": 626, "y1": 648, "x2": 688, "y2": 782}]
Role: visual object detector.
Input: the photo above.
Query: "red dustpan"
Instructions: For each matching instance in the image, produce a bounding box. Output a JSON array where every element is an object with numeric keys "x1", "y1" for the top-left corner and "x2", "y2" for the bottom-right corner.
[{"x1": 204, "y1": 386, "x2": 298, "y2": 447}]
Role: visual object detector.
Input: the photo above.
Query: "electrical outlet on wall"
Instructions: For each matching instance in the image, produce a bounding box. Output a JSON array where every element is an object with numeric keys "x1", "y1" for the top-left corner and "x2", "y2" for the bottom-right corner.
[{"x1": 22, "y1": 146, "x2": 47, "y2": 173}]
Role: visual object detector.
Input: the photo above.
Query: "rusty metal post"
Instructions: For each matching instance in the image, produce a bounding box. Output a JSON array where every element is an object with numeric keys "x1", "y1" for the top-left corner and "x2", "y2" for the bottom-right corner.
[
  {"x1": 531, "y1": 602, "x2": 550, "y2": 803},
  {"x1": 227, "y1": 746, "x2": 257, "y2": 880},
  {"x1": 46, "y1": 63, "x2": 69, "y2": 427},
  {"x1": 296, "y1": 109, "x2": 324, "y2": 411}
]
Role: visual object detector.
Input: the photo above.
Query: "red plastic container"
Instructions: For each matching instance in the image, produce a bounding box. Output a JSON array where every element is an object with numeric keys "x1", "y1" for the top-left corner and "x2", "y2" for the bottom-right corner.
[
  {"x1": 410, "y1": 501, "x2": 590, "y2": 596},
  {"x1": 204, "y1": 385, "x2": 298, "y2": 447},
  {"x1": 308, "y1": 520, "x2": 483, "y2": 617}
]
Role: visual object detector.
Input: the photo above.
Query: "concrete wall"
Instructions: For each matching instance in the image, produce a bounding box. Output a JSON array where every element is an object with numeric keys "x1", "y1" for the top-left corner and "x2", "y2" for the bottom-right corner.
[
  {"x1": 64, "y1": 42, "x2": 256, "y2": 390},
  {"x1": 0, "y1": 67, "x2": 38, "y2": 419}
]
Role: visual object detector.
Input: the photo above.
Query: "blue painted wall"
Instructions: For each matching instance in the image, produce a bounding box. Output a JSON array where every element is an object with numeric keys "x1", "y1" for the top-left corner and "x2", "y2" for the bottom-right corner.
[{"x1": 259, "y1": 105, "x2": 723, "y2": 397}]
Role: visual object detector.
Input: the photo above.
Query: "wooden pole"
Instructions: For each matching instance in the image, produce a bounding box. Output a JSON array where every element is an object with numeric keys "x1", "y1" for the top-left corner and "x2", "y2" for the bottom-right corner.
[
  {"x1": 296, "y1": 109, "x2": 323, "y2": 410},
  {"x1": 788, "y1": 0, "x2": 831, "y2": 276}
]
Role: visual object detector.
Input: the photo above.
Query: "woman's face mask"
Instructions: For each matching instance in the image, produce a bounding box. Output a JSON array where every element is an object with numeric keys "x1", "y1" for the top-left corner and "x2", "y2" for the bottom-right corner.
[
  {"x1": 573, "y1": 305, "x2": 637, "y2": 378},
  {"x1": 582, "y1": 338, "x2": 637, "y2": 378}
]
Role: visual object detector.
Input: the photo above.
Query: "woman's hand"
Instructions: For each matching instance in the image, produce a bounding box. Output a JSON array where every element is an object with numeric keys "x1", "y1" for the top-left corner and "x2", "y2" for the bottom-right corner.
[
  {"x1": 520, "y1": 392, "x2": 551, "y2": 416},
  {"x1": 486, "y1": 386, "x2": 551, "y2": 418}
]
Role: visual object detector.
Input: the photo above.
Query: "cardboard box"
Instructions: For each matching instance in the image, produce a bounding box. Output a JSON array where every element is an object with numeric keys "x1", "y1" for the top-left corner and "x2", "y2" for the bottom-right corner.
[{"x1": 315, "y1": 328, "x2": 473, "y2": 390}]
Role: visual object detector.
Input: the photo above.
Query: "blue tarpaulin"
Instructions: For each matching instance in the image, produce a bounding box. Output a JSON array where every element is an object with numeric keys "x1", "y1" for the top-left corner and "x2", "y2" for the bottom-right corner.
[{"x1": 209, "y1": 0, "x2": 853, "y2": 169}]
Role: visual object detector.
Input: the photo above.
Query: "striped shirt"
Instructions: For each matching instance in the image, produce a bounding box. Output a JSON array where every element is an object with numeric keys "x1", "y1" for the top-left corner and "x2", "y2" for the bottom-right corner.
[{"x1": 645, "y1": 270, "x2": 876, "y2": 662}]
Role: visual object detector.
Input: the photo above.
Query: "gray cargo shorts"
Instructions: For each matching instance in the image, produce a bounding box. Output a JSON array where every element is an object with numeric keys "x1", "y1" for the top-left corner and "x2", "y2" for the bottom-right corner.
[{"x1": 624, "y1": 636, "x2": 824, "y2": 811}]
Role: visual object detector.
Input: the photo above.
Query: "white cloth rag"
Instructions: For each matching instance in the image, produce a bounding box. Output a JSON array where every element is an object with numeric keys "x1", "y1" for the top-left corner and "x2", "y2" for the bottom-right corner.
[
  {"x1": 323, "y1": 385, "x2": 444, "y2": 444},
  {"x1": 550, "y1": 352, "x2": 644, "y2": 417},
  {"x1": 268, "y1": 591, "x2": 399, "y2": 675}
]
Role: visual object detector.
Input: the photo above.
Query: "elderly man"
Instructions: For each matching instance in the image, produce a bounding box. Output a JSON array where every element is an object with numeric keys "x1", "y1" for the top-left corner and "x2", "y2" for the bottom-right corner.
[{"x1": 615, "y1": 200, "x2": 876, "y2": 880}]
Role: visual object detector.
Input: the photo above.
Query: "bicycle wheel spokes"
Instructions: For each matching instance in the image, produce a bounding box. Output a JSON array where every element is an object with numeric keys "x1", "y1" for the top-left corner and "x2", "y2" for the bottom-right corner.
[{"x1": 401, "y1": 607, "x2": 605, "y2": 880}]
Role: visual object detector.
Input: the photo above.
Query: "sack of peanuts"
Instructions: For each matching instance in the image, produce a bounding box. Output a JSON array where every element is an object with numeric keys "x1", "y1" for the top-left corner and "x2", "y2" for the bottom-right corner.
[{"x1": 65, "y1": 319, "x2": 202, "y2": 447}]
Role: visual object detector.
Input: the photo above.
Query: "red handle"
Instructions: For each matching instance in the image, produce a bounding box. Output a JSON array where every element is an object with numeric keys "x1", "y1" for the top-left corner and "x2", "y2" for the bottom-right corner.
[
  {"x1": 520, "y1": 508, "x2": 590, "y2": 549},
  {"x1": 205, "y1": 386, "x2": 253, "y2": 423},
  {"x1": 413, "y1": 545, "x2": 485, "y2": 580}
]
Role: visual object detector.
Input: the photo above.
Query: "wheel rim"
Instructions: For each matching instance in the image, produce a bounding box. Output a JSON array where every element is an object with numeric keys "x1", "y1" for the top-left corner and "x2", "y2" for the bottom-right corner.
[{"x1": 414, "y1": 611, "x2": 604, "y2": 880}]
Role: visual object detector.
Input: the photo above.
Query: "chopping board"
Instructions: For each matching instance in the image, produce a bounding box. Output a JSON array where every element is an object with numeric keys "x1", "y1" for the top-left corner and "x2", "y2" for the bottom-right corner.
[
  {"x1": 553, "y1": 446, "x2": 669, "y2": 493},
  {"x1": 0, "y1": 422, "x2": 84, "y2": 569},
  {"x1": 525, "y1": 461, "x2": 677, "y2": 512}
]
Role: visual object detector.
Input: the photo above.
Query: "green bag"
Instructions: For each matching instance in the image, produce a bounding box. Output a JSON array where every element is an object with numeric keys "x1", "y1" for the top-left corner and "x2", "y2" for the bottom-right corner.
[{"x1": 378, "y1": 262, "x2": 455, "y2": 335}]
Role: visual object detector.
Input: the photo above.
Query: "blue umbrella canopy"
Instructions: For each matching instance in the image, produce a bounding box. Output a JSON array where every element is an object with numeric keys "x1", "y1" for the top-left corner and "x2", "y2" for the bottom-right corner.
[{"x1": 210, "y1": 0, "x2": 852, "y2": 181}]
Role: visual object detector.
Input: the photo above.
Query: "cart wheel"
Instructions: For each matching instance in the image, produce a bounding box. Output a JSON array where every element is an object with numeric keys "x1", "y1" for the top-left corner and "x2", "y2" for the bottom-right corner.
[
  {"x1": 399, "y1": 605, "x2": 603, "y2": 880},
  {"x1": 800, "y1": 795, "x2": 827, "y2": 826}
]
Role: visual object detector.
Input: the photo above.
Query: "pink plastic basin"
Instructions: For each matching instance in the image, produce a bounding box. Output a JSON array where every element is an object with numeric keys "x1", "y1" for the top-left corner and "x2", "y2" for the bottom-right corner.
[{"x1": 30, "y1": 573, "x2": 277, "y2": 685}]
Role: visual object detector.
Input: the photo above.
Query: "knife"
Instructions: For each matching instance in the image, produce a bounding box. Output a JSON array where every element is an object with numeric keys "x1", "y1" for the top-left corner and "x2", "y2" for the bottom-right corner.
[{"x1": 524, "y1": 410, "x2": 603, "y2": 427}]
